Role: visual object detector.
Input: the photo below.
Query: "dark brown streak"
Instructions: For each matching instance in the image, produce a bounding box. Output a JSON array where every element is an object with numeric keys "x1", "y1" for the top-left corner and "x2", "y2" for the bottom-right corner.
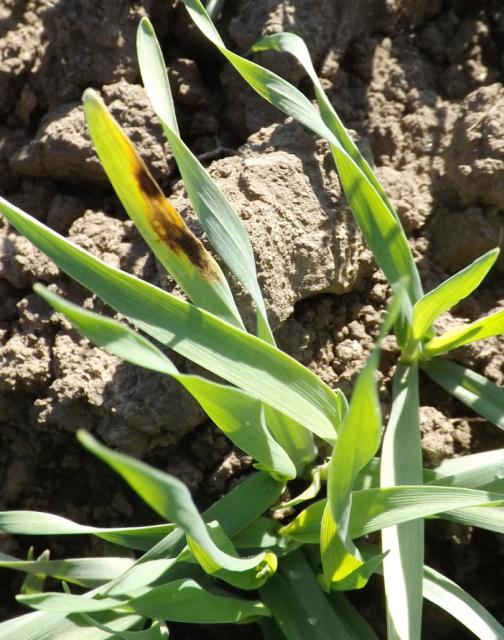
[
  {"x1": 135, "y1": 162, "x2": 162, "y2": 200},
  {"x1": 134, "y1": 164, "x2": 219, "y2": 281}
]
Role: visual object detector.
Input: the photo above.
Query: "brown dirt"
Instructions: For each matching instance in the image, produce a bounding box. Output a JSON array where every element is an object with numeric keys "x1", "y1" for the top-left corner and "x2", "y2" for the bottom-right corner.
[{"x1": 0, "y1": 1, "x2": 503, "y2": 637}]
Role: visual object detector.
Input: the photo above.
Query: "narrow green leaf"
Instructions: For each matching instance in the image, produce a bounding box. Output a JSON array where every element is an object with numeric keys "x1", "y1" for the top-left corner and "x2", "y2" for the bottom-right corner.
[
  {"x1": 280, "y1": 486, "x2": 504, "y2": 543},
  {"x1": 18, "y1": 580, "x2": 269, "y2": 624},
  {"x1": 423, "y1": 360, "x2": 504, "y2": 429},
  {"x1": 0, "y1": 511, "x2": 172, "y2": 550},
  {"x1": 232, "y1": 518, "x2": 282, "y2": 550},
  {"x1": 380, "y1": 363, "x2": 423, "y2": 640},
  {"x1": 0, "y1": 196, "x2": 341, "y2": 442},
  {"x1": 179, "y1": 1, "x2": 422, "y2": 304},
  {"x1": 35, "y1": 285, "x2": 296, "y2": 481},
  {"x1": 423, "y1": 565, "x2": 504, "y2": 640},
  {"x1": 362, "y1": 543, "x2": 504, "y2": 640},
  {"x1": 0, "y1": 553, "x2": 134, "y2": 588},
  {"x1": 17, "y1": 593, "x2": 122, "y2": 615},
  {"x1": 427, "y1": 448, "x2": 504, "y2": 491},
  {"x1": 328, "y1": 592, "x2": 379, "y2": 639},
  {"x1": 322, "y1": 290, "x2": 401, "y2": 587},
  {"x1": 78, "y1": 431, "x2": 274, "y2": 581},
  {"x1": 322, "y1": 358, "x2": 381, "y2": 586},
  {"x1": 412, "y1": 248, "x2": 499, "y2": 341},
  {"x1": 0, "y1": 611, "x2": 140, "y2": 640},
  {"x1": 251, "y1": 32, "x2": 398, "y2": 223},
  {"x1": 77, "y1": 617, "x2": 169, "y2": 640},
  {"x1": 279, "y1": 463, "x2": 324, "y2": 509},
  {"x1": 424, "y1": 307, "x2": 504, "y2": 356},
  {"x1": 102, "y1": 471, "x2": 284, "y2": 596},
  {"x1": 262, "y1": 406, "x2": 316, "y2": 476},
  {"x1": 123, "y1": 579, "x2": 271, "y2": 623},
  {"x1": 19, "y1": 548, "x2": 50, "y2": 595},
  {"x1": 357, "y1": 450, "x2": 504, "y2": 492},
  {"x1": 260, "y1": 551, "x2": 353, "y2": 640},
  {"x1": 438, "y1": 503, "x2": 504, "y2": 534},
  {"x1": 187, "y1": 521, "x2": 277, "y2": 589},
  {"x1": 136, "y1": 17, "x2": 272, "y2": 343},
  {"x1": 83, "y1": 89, "x2": 242, "y2": 329}
]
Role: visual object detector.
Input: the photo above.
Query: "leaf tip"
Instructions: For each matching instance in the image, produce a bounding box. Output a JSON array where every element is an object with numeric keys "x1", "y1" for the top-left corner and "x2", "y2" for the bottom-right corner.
[{"x1": 138, "y1": 15, "x2": 154, "y2": 34}]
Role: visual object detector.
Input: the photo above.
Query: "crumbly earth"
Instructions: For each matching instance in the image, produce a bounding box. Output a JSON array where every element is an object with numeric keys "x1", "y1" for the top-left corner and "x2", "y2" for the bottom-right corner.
[{"x1": 0, "y1": 1, "x2": 503, "y2": 636}]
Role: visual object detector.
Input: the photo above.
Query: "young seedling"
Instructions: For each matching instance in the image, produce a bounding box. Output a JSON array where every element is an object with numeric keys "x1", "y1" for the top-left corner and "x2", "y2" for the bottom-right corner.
[{"x1": 0, "y1": 4, "x2": 503, "y2": 639}]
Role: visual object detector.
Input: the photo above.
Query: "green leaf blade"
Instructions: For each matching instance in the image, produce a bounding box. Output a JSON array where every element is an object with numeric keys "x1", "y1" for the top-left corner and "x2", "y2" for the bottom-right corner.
[
  {"x1": 424, "y1": 307, "x2": 504, "y2": 356},
  {"x1": 423, "y1": 360, "x2": 504, "y2": 430},
  {"x1": 36, "y1": 285, "x2": 296, "y2": 480},
  {"x1": 82, "y1": 89, "x2": 242, "y2": 329},
  {"x1": 0, "y1": 196, "x2": 340, "y2": 442},
  {"x1": 78, "y1": 431, "x2": 275, "y2": 584},
  {"x1": 412, "y1": 248, "x2": 499, "y2": 341},
  {"x1": 380, "y1": 364, "x2": 423, "y2": 640}
]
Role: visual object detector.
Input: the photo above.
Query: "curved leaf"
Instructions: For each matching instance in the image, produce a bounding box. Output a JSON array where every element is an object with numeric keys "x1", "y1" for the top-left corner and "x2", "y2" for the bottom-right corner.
[
  {"x1": 0, "y1": 196, "x2": 341, "y2": 442},
  {"x1": 36, "y1": 285, "x2": 296, "y2": 480},
  {"x1": 412, "y1": 248, "x2": 499, "y2": 342},
  {"x1": 83, "y1": 89, "x2": 242, "y2": 329},
  {"x1": 424, "y1": 307, "x2": 504, "y2": 357}
]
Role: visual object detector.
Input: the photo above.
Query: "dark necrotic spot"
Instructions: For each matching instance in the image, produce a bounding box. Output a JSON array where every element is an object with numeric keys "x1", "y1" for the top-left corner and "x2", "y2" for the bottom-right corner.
[
  {"x1": 135, "y1": 163, "x2": 161, "y2": 199},
  {"x1": 176, "y1": 232, "x2": 210, "y2": 273}
]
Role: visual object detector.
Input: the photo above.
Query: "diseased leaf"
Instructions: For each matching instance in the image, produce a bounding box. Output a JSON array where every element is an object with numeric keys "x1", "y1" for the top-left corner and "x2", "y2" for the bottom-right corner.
[
  {"x1": 136, "y1": 18, "x2": 270, "y2": 341},
  {"x1": 136, "y1": 17, "x2": 317, "y2": 471},
  {"x1": 0, "y1": 196, "x2": 341, "y2": 443},
  {"x1": 83, "y1": 89, "x2": 242, "y2": 329}
]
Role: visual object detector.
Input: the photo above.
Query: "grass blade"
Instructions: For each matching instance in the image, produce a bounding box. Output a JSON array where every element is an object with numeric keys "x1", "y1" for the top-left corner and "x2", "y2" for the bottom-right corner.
[
  {"x1": 78, "y1": 431, "x2": 276, "y2": 584},
  {"x1": 83, "y1": 89, "x2": 242, "y2": 329},
  {"x1": 412, "y1": 248, "x2": 499, "y2": 342},
  {"x1": 102, "y1": 471, "x2": 284, "y2": 597},
  {"x1": 136, "y1": 18, "x2": 317, "y2": 471},
  {"x1": 36, "y1": 285, "x2": 296, "y2": 480},
  {"x1": 427, "y1": 448, "x2": 504, "y2": 491},
  {"x1": 322, "y1": 291, "x2": 401, "y2": 587},
  {"x1": 260, "y1": 550, "x2": 353, "y2": 640},
  {"x1": 423, "y1": 565, "x2": 504, "y2": 640},
  {"x1": 123, "y1": 579, "x2": 270, "y2": 623},
  {"x1": 322, "y1": 358, "x2": 382, "y2": 587},
  {"x1": 251, "y1": 32, "x2": 398, "y2": 222},
  {"x1": 424, "y1": 308, "x2": 504, "y2": 356},
  {"x1": 179, "y1": 1, "x2": 421, "y2": 305},
  {"x1": 280, "y1": 485, "x2": 504, "y2": 543},
  {"x1": 0, "y1": 554, "x2": 134, "y2": 588},
  {"x1": 136, "y1": 17, "x2": 273, "y2": 342},
  {"x1": 0, "y1": 611, "x2": 140, "y2": 640},
  {"x1": 0, "y1": 196, "x2": 341, "y2": 442},
  {"x1": 380, "y1": 364, "x2": 423, "y2": 640},
  {"x1": 362, "y1": 542, "x2": 504, "y2": 640},
  {"x1": 423, "y1": 360, "x2": 504, "y2": 429},
  {"x1": 19, "y1": 580, "x2": 270, "y2": 624},
  {"x1": 0, "y1": 512, "x2": 172, "y2": 550}
]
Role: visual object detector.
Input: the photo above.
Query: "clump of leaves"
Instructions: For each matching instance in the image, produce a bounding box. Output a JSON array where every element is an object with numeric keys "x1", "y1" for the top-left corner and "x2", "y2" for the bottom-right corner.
[{"x1": 0, "y1": 2, "x2": 503, "y2": 638}]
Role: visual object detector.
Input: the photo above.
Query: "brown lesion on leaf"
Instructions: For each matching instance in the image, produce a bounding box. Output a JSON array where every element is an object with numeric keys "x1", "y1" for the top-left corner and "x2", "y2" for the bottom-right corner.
[{"x1": 133, "y1": 161, "x2": 220, "y2": 281}]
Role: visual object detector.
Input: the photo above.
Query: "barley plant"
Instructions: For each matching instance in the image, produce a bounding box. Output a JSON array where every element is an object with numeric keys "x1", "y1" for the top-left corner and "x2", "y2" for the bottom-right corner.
[{"x1": 0, "y1": 1, "x2": 503, "y2": 638}]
